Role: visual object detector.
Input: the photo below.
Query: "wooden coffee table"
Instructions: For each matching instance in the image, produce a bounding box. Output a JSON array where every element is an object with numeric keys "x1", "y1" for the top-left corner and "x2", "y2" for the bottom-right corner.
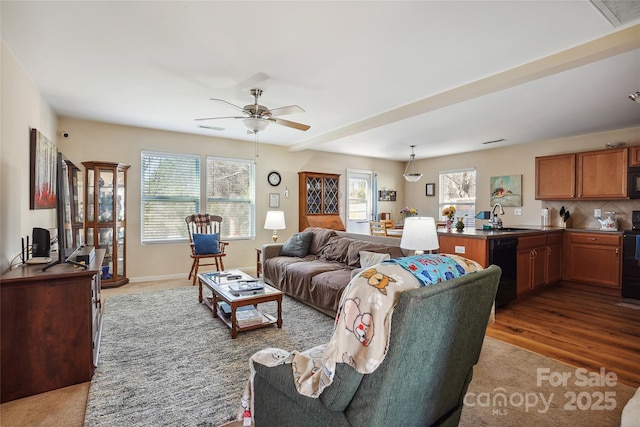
[{"x1": 197, "y1": 269, "x2": 283, "y2": 338}]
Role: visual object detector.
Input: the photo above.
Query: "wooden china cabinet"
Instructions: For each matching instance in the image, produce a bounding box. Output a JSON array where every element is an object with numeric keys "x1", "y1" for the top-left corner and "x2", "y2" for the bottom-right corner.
[
  {"x1": 298, "y1": 171, "x2": 345, "y2": 231},
  {"x1": 83, "y1": 161, "x2": 130, "y2": 287}
]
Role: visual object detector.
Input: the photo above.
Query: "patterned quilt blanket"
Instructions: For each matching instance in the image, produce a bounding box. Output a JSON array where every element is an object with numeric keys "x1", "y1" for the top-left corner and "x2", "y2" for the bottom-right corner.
[{"x1": 239, "y1": 253, "x2": 483, "y2": 425}]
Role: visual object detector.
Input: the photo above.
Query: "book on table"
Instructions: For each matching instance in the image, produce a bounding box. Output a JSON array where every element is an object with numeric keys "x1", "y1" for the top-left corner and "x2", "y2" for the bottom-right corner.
[{"x1": 228, "y1": 280, "x2": 265, "y2": 295}]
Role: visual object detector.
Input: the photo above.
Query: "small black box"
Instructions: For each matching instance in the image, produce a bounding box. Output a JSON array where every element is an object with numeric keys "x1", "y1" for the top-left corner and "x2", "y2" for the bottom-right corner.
[{"x1": 74, "y1": 245, "x2": 96, "y2": 264}]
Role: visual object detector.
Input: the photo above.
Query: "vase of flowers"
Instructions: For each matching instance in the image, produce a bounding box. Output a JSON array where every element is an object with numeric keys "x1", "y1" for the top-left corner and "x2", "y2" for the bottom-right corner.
[
  {"x1": 442, "y1": 205, "x2": 456, "y2": 231},
  {"x1": 400, "y1": 207, "x2": 418, "y2": 219}
]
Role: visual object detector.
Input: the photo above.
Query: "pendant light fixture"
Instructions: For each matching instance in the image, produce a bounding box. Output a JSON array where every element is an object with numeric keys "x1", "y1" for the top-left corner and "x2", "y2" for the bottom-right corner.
[{"x1": 403, "y1": 145, "x2": 423, "y2": 182}]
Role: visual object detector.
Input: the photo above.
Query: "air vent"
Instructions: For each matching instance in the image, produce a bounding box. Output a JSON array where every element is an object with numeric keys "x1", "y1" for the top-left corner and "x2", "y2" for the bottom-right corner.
[
  {"x1": 590, "y1": 0, "x2": 640, "y2": 27},
  {"x1": 481, "y1": 138, "x2": 506, "y2": 145}
]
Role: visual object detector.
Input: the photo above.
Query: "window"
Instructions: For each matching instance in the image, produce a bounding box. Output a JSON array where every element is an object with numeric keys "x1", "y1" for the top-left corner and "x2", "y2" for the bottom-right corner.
[
  {"x1": 206, "y1": 156, "x2": 255, "y2": 240},
  {"x1": 439, "y1": 168, "x2": 476, "y2": 228},
  {"x1": 141, "y1": 151, "x2": 200, "y2": 243}
]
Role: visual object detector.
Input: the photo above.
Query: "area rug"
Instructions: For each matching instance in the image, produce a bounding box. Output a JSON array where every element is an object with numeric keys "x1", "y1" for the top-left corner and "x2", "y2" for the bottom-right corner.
[{"x1": 85, "y1": 287, "x2": 635, "y2": 426}]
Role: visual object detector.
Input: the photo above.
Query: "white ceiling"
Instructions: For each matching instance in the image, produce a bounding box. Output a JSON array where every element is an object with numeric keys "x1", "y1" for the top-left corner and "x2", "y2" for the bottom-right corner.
[{"x1": 2, "y1": 1, "x2": 640, "y2": 161}]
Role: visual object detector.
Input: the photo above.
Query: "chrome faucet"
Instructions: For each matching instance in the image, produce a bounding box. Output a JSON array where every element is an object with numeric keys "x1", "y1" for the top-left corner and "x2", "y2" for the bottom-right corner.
[{"x1": 490, "y1": 203, "x2": 505, "y2": 229}]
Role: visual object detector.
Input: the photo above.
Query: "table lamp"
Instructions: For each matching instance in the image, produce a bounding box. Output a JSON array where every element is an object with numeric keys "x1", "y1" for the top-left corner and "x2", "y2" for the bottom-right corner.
[
  {"x1": 264, "y1": 210, "x2": 286, "y2": 242},
  {"x1": 400, "y1": 217, "x2": 439, "y2": 255}
]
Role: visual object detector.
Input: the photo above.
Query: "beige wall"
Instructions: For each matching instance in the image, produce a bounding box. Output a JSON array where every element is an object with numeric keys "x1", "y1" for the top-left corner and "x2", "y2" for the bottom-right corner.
[
  {"x1": 3, "y1": 39, "x2": 638, "y2": 278},
  {"x1": 404, "y1": 127, "x2": 640, "y2": 230},
  {"x1": 55, "y1": 117, "x2": 405, "y2": 280},
  {"x1": 1, "y1": 42, "x2": 58, "y2": 273}
]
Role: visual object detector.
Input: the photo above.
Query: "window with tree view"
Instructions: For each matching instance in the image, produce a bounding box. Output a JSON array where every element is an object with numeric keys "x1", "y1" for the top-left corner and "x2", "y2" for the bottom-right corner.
[
  {"x1": 439, "y1": 168, "x2": 476, "y2": 228},
  {"x1": 206, "y1": 156, "x2": 255, "y2": 240}
]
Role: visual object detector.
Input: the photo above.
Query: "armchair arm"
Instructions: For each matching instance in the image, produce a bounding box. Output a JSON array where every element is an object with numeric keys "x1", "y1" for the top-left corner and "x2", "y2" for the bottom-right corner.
[
  {"x1": 218, "y1": 240, "x2": 229, "y2": 254},
  {"x1": 261, "y1": 243, "x2": 283, "y2": 262}
]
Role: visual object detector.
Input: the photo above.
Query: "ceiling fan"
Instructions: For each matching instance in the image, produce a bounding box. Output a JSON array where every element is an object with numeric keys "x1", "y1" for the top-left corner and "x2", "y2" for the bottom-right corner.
[{"x1": 196, "y1": 88, "x2": 310, "y2": 133}]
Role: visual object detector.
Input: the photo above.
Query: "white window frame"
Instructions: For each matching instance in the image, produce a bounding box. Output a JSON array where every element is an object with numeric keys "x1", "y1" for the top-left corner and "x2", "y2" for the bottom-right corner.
[
  {"x1": 206, "y1": 156, "x2": 256, "y2": 240},
  {"x1": 439, "y1": 167, "x2": 477, "y2": 228}
]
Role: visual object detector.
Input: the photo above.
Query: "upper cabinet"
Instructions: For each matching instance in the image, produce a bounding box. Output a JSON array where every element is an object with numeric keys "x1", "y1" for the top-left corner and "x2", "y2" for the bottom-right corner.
[
  {"x1": 630, "y1": 145, "x2": 640, "y2": 167},
  {"x1": 536, "y1": 154, "x2": 576, "y2": 199},
  {"x1": 536, "y1": 148, "x2": 628, "y2": 200}
]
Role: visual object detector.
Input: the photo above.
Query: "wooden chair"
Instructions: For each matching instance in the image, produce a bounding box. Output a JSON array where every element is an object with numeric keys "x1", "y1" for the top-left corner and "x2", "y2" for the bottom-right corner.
[
  {"x1": 378, "y1": 212, "x2": 394, "y2": 230},
  {"x1": 186, "y1": 213, "x2": 229, "y2": 285},
  {"x1": 370, "y1": 221, "x2": 388, "y2": 236}
]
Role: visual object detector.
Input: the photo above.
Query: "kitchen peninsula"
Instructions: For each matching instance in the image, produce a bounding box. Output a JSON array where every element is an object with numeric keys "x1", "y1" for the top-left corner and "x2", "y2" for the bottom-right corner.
[{"x1": 438, "y1": 227, "x2": 623, "y2": 303}]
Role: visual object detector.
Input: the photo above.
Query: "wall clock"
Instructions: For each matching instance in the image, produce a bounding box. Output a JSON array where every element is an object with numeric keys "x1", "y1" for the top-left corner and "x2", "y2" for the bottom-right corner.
[{"x1": 267, "y1": 171, "x2": 281, "y2": 187}]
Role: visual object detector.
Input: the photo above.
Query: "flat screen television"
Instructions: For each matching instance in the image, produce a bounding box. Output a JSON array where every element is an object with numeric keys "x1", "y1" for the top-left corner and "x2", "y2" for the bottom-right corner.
[{"x1": 42, "y1": 151, "x2": 84, "y2": 270}]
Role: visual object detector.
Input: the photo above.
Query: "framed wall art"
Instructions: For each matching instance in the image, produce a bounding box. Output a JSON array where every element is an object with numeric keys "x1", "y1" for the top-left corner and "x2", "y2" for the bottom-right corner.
[
  {"x1": 425, "y1": 183, "x2": 435, "y2": 197},
  {"x1": 30, "y1": 128, "x2": 58, "y2": 209},
  {"x1": 269, "y1": 193, "x2": 280, "y2": 208},
  {"x1": 490, "y1": 175, "x2": 522, "y2": 207},
  {"x1": 378, "y1": 190, "x2": 397, "y2": 201}
]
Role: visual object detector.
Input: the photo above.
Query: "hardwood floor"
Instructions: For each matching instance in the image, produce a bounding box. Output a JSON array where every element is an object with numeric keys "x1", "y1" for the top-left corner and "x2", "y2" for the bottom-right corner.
[{"x1": 487, "y1": 283, "x2": 640, "y2": 388}]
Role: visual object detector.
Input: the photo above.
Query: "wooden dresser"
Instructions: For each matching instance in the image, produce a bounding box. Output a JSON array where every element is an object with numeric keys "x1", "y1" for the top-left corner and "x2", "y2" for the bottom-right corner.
[{"x1": 0, "y1": 249, "x2": 104, "y2": 402}]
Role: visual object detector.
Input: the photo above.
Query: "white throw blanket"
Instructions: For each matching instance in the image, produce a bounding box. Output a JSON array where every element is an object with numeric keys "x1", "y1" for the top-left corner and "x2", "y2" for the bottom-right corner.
[{"x1": 239, "y1": 254, "x2": 483, "y2": 425}]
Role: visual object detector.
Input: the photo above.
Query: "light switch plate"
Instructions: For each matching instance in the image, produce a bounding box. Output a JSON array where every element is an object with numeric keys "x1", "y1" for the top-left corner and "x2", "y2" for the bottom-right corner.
[
  {"x1": 514, "y1": 208, "x2": 522, "y2": 216},
  {"x1": 594, "y1": 208, "x2": 602, "y2": 217}
]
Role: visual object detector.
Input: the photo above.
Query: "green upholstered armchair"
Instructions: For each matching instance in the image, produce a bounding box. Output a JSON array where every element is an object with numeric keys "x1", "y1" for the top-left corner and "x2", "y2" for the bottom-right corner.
[{"x1": 253, "y1": 265, "x2": 501, "y2": 427}]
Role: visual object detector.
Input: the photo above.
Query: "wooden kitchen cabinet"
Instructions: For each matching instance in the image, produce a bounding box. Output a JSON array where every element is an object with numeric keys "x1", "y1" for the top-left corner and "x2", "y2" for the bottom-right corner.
[
  {"x1": 536, "y1": 154, "x2": 576, "y2": 199},
  {"x1": 517, "y1": 232, "x2": 563, "y2": 296},
  {"x1": 536, "y1": 148, "x2": 628, "y2": 200},
  {"x1": 630, "y1": 145, "x2": 640, "y2": 166},
  {"x1": 576, "y1": 148, "x2": 627, "y2": 199},
  {"x1": 563, "y1": 231, "x2": 621, "y2": 288}
]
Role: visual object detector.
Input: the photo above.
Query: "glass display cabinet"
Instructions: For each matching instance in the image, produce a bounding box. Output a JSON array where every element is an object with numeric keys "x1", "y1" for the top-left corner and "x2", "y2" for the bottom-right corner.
[{"x1": 83, "y1": 161, "x2": 130, "y2": 287}]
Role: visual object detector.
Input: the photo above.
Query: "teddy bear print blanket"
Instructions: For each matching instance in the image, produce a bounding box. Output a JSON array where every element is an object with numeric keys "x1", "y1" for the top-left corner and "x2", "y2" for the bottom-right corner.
[{"x1": 239, "y1": 254, "x2": 483, "y2": 425}]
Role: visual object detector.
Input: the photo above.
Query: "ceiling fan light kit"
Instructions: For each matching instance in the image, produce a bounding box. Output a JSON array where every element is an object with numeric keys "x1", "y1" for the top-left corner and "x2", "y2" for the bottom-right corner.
[
  {"x1": 403, "y1": 145, "x2": 423, "y2": 182},
  {"x1": 243, "y1": 117, "x2": 269, "y2": 133}
]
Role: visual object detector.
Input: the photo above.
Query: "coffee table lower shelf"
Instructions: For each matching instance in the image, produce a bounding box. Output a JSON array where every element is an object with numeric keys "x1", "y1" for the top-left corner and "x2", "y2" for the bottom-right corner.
[{"x1": 205, "y1": 297, "x2": 278, "y2": 334}]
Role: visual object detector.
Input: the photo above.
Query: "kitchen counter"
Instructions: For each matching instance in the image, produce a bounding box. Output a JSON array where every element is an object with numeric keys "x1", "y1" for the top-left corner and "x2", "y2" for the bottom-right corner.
[{"x1": 437, "y1": 226, "x2": 623, "y2": 240}]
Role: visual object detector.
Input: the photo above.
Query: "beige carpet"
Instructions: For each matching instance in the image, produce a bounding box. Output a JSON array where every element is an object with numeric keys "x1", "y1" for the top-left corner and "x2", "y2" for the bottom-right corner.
[{"x1": 1, "y1": 276, "x2": 636, "y2": 426}]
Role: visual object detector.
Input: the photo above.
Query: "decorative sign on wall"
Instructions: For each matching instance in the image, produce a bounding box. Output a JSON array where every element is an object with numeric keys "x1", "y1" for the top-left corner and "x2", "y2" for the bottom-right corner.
[
  {"x1": 490, "y1": 175, "x2": 522, "y2": 207},
  {"x1": 378, "y1": 190, "x2": 397, "y2": 201}
]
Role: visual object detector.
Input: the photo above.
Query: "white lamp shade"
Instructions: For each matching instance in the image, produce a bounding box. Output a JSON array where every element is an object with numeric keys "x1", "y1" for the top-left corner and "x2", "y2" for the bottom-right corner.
[
  {"x1": 400, "y1": 217, "x2": 439, "y2": 253},
  {"x1": 264, "y1": 210, "x2": 286, "y2": 230},
  {"x1": 243, "y1": 117, "x2": 270, "y2": 133}
]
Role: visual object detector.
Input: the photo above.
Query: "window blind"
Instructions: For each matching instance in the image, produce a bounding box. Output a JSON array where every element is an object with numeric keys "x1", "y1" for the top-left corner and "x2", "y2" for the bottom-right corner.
[{"x1": 141, "y1": 151, "x2": 200, "y2": 243}]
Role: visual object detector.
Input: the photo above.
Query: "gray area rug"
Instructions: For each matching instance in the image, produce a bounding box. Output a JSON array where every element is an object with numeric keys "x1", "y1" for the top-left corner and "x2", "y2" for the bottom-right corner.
[{"x1": 85, "y1": 287, "x2": 635, "y2": 426}]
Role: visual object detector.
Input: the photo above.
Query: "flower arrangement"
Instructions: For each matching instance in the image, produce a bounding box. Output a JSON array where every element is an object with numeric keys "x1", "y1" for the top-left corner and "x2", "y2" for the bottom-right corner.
[
  {"x1": 400, "y1": 207, "x2": 418, "y2": 218},
  {"x1": 442, "y1": 205, "x2": 456, "y2": 220}
]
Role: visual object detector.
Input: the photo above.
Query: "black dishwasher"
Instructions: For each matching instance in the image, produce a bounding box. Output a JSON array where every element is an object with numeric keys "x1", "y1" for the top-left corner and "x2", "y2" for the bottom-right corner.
[{"x1": 489, "y1": 238, "x2": 517, "y2": 308}]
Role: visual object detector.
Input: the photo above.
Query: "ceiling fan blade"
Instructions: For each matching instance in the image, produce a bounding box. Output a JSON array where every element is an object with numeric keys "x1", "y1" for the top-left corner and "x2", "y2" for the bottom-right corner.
[
  {"x1": 194, "y1": 116, "x2": 245, "y2": 121},
  {"x1": 269, "y1": 105, "x2": 305, "y2": 117},
  {"x1": 271, "y1": 117, "x2": 310, "y2": 131},
  {"x1": 198, "y1": 125, "x2": 225, "y2": 131},
  {"x1": 209, "y1": 98, "x2": 247, "y2": 113}
]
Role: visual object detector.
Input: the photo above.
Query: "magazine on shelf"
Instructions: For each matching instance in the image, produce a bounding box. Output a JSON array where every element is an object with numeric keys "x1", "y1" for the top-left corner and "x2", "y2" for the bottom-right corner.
[
  {"x1": 217, "y1": 302, "x2": 255, "y2": 319},
  {"x1": 235, "y1": 308, "x2": 264, "y2": 326}
]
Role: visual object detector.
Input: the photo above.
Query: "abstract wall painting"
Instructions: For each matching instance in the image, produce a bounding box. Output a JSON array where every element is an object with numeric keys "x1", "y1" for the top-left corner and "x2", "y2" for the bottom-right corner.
[{"x1": 30, "y1": 128, "x2": 57, "y2": 209}]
